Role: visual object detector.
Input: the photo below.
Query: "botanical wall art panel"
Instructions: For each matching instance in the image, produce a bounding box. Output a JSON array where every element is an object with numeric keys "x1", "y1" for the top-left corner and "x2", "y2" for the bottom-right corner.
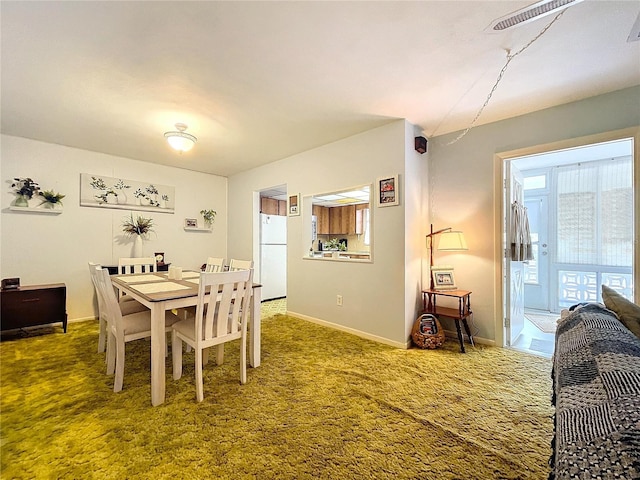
[{"x1": 80, "y1": 174, "x2": 175, "y2": 213}]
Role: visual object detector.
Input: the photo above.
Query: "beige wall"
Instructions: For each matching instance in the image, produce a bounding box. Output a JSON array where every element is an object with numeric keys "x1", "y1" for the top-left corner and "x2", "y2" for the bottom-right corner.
[
  {"x1": 1, "y1": 135, "x2": 228, "y2": 321},
  {"x1": 228, "y1": 120, "x2": 424, "y2": 347},
  {"x1": 427, "y1": 85, "x2": 640, "y2": 344}
]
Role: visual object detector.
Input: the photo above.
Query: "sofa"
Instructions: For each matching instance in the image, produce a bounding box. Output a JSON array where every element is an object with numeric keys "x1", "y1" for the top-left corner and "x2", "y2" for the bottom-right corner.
[{"x1": 550, "y1": 287, "x2": 640, "y2": 479}]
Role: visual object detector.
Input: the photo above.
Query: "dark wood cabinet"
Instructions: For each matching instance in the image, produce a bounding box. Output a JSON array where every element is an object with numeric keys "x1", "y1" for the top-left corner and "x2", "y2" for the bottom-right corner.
[{"x1": 1, "y1": 283, "x2": 67, "y2": 332}]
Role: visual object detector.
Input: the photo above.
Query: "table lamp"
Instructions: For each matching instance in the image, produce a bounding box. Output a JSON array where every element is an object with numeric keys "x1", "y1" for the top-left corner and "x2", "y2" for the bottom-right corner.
[{"x1": 426, "y1": 224, "x2": 468, "y2": 291}]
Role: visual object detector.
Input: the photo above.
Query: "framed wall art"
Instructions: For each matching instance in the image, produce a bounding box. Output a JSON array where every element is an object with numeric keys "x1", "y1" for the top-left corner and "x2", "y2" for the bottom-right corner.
[
  {"x1": 80, "y1": 174, "x2": 175, "y2": 213},
  {"x1": 184, "y1": 218, "x2": 198, "y2": 228},
  {"x1": 288, "y1": 193, "x2": 300, "y2": 216},
  {"x1": 376, "y1": 175, "x2": 399, "y2": 207},
  {"x1": 431, "y1": 267, "x2": 457, "y2": 290}
]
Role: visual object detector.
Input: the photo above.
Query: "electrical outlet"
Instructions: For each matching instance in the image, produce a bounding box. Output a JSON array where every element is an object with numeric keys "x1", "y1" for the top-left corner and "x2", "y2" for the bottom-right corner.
[{"x1": 337, "y1": 295, "x2": 343, "y2": 306}]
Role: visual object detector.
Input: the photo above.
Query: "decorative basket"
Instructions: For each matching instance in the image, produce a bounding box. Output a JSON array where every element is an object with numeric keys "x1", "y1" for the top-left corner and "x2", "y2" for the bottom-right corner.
[{"x1": 411, "y1": 314, "x2": 445, "y2": 349}]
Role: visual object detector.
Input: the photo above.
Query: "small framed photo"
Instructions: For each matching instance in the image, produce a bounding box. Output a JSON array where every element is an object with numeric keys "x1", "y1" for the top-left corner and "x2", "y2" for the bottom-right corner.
[
  {"x1": 184, "y1": 218, "x2": 198, "y2": 228},
  {"x1": 377, "y1": 175, "x2": 399, "y2": 207},
  {"x1": 432, "y1": 267, "x2": 457, "y2": 290},
  {"x1": 288, "y1": 193, "x2": 300, "y2": 216}
]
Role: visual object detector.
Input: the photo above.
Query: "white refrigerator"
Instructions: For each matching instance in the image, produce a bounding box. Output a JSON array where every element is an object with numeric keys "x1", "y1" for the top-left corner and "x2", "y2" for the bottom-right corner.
[{"x1": 260, "y1": 213, "x2": 287, "y2": 301}]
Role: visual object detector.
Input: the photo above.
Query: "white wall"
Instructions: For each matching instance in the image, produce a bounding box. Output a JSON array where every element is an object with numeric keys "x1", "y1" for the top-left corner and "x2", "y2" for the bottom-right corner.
[
  {"x1": 228, "y1": 120, "x2": 420, "y2": 346},
  {"x1": 427, "y1": 85, "x2": 640, "y2": 343},
  {"x1": 1, "y1": 135, "x2": 228, "y2": 321}
]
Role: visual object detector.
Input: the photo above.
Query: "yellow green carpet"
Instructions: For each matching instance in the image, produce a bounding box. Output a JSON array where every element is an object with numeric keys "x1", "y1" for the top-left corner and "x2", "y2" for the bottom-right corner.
[{"x1": 1, "y1": 314, "x2": 553, "y2": 479}]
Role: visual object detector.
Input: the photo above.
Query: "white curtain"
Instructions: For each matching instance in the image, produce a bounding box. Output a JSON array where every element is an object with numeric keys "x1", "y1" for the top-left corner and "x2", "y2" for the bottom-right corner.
[{"x1": 555, "y1": 156, "x2": 633, "y2": 267}]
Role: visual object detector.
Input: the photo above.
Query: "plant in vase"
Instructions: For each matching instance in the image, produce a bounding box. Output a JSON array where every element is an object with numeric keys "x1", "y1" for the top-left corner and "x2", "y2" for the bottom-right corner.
[
  {"x1": 122, "y1": 214, "x2": 154, "y2": 257},
  {"x1": 200, "y1": 209, "x2": 217, "y2": 228},
  {"x1": 160, "y1": 194, "x2": 169, "y2": 208},
  {"x1": 11, "y1": 177, "x2": 40, "y2": 207},
  {"x1": 95, "y1": 189, "x2": 118, "y2": 204},
  {"x1": 38, "y1": 190, "x2": 65, "y2": 208},
  {"x1": 133, "y1": 188, "x2": 147, "y2": 205},
  {"x1": 113, "y1": 179, "x2": 130, "y2": 204},
  {"x1": 323, "y1": 238, "x2": 347, "y2": 251}
]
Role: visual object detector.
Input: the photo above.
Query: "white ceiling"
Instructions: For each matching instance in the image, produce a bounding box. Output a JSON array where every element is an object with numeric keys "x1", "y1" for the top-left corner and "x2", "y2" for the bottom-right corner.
[{"x1": 2, "y1": 1, "x2": 639, "y2": 177}]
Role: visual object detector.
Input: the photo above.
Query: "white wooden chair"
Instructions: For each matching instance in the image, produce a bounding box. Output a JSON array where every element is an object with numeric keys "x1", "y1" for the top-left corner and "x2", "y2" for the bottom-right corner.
[
  {"x1": 228, "y1": 258, "x2": 253, "y2": 271},
  {"x1": 204, "y1": 257, "x2": 225, "y2": 272},
  {"x1": 88, "y1": 262, "x2": 148, "y2": 354},
  {"x1": 93, "y1": 266, "x2": 180, "y2": 392},
  {"x1": 171, "y1": 269, "x2": 254, "y2": 402},
  {"x1": 117, "y1": 257, "x2": 157, "y2": 274}
]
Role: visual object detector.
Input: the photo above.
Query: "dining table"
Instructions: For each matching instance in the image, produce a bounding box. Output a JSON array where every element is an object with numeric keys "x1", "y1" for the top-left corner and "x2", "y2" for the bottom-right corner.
[{"x1": 110, "y1": 270, "x2": 262, "y2": 406}]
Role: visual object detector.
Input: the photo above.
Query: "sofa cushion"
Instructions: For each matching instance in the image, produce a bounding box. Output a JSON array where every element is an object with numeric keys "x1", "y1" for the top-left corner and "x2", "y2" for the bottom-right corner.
[{"x1": 602, "y1": 284, "x2": 640, "y2": 338}]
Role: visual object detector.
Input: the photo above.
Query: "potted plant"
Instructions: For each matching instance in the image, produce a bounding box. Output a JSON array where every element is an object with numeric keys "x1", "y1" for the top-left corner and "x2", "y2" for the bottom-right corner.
[
  {"x1": 11, "y1": 177, "x2": 40, "y2": 207},
  {"x1": 122, "y1": 214, "x2": 154, "y2": 257},
  {"x1": 113, "y1": 179, "x2": 130, "y2": 204},
  {"x1": 38, "y1": 190, "x2": 65, "y2": 209},
  {"x1": 200, "y1": 209, "x2": 217, "y2": 228},
  {"x1": 323, "y1": 238, "x2": 347, "y2": 251}
]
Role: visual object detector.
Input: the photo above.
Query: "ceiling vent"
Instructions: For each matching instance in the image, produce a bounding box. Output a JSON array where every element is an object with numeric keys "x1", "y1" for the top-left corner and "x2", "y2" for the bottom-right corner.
[
  {"x1": 628, "y1": 12, "x2": 640, "y2": 43},
  {"x1": 487, "y1": 0, "x2": 584, "y2": 32}
]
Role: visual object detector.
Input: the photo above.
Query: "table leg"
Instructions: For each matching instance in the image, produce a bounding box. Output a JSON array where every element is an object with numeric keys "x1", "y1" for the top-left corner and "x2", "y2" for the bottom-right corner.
[
  {"x1": 150, "y1": 303, "x2": 166, "y2": 406},
  {"x1": 462, "y1": 318, "x2": 475, "y2": 347},
  {"x1": 249, "y1": 285, "x2": 262, "y2": 368},
  {"x1": 454, "y1": 319, "x2": 466, "y2": 353}
]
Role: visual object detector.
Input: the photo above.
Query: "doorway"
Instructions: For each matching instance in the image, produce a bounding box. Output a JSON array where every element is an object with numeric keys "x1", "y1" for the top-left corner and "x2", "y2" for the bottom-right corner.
[
  {"x1": 503, "y1": 137, "x2": 635, "y2": 357},
  {"x1": 258, "y1": 185, "x2": 288, "y2": 302}
]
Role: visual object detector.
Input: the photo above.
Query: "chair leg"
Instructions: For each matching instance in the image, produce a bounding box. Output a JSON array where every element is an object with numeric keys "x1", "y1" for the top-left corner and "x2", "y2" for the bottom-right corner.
[
  {"x1": 114, "y1": 340, "x2": 125, "y2": 393},
  {"x1": 195, "y1": 347, "x2": 204, "y2": 402},
  {"x1": 98, "y1": 317, "x2": 107, "y2": 353},
  {"x1": 203, "y1": 348, "x2": 209, "y2": 365},
  {"x1": 216, "y1": 344, "x2": 225, "y2": 365},
  {"x1": 106, "y1": 332, "x2": 116, "y2": 375},
  {"x1": 172, "y1": 331, "x2": 183, "y2": 380},
  {"x1": 240, "y1": 337, "x2": 247, "y2": 384}
]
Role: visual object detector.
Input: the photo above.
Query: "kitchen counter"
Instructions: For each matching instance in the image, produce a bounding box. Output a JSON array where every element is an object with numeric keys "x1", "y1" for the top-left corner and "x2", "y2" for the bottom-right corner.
[{"x1": 308, "y1": 251, "x2": 371, "y2": 261}]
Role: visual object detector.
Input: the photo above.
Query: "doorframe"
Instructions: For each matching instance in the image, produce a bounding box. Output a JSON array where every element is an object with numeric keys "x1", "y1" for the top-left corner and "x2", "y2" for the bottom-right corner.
[{"x1": 493, "y1": 126, "x2": 640, "y2": 348}]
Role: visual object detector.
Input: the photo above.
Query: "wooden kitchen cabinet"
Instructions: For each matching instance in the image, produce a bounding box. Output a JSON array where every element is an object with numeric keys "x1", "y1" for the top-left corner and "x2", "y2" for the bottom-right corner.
[
  {"x1": 261, "y1": 197, "x2": 286, "y2": 216},
  {"x1": 355, "y1": 204, "x2": 369, "y2": 235},
  {"x1": 341, "y1": 205, "x2": 356, "y2": 235},
  {"x1": 313, "y1": 205, "x2": 330, "y2": 234}
]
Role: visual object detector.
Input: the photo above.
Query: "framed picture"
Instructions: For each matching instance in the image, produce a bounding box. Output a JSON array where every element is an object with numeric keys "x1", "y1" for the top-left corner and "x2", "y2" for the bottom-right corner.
[
  {"x1": 80, "y1": 173, "x2": 175, "y2": 214},
  {"x1": 184, "y1": 218, "x2": 198, "y2": 228},
  {"x1": 432, "y1": 267, "x2": 457, "y2": 290},
  {"x1": 288, "y1": 193, "x2": 300, "y2": 216},
  {"x1": 377, "y1": 175, "x2": 399, "y2": 207}
]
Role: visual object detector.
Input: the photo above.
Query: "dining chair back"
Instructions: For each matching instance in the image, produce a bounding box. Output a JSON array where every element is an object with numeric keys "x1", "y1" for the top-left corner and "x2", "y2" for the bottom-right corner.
[
  {"x1": 204, "y1": 257, "x2": 225, "y2": 273},
  {"x1": 172, "y1": 268, "x2": 254, "y2": 402},
  {"x1": 89, "y1": 262, "x2": 148, "y2": 354},
  {"x1": 93, "y1": 265, "x2": 178, "y2": 392},
  {"x1": 228, "y1": 258, "x2": 254, "y2": 271},
  {"x1": 117, "y1": 257, "x2": 157, "y2": 274},
  {"x1": 88, "y1": 262, "x2": 109, "y2": 353}
]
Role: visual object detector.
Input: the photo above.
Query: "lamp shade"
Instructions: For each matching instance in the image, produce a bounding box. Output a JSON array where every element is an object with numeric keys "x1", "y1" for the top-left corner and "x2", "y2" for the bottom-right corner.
[
  {"x1": 164, "y1": 123, "x2": 197, "y2": 153},
  {"x1": 436, "y1": 231, "x2": 468, "y2": 251}
]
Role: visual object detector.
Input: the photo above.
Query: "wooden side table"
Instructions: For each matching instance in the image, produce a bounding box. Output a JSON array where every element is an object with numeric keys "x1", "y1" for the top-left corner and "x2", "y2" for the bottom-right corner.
[{"x1": 422, "y1": 289, "x2": 474, "y2": 353}]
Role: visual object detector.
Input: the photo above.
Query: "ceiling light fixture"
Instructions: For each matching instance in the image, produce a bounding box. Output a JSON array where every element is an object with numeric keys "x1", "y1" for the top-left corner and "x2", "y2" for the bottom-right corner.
[{"x1": 164, "y1": 123, "x2": 197, "y2": 153}]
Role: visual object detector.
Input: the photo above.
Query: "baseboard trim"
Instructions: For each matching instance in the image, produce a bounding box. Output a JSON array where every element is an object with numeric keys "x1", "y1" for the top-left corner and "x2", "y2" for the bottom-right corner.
[{"x1": 286, "y1": 311, "x2": 410, "y2": 349}]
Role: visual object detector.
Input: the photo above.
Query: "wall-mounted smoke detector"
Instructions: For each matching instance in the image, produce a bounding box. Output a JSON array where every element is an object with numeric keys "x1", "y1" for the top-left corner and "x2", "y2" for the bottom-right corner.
[{"x1": 486, "y1": 0, "x2": 584, "y2": 32}]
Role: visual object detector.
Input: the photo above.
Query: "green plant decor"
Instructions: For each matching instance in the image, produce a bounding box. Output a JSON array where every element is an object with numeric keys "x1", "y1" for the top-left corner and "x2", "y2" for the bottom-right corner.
[
  {"x1": 11, "y1": 177, "x2": 40, "y2": 199},
  {"x1": 200, "y1": 209, "x2": 217, "y2": 226},
  {"x1": 122, "y1": 213, "x2": 154, "y2": 237},
  {"x1": 323, "y1": 238, "x2": 347, "y2": 251},
  {"x1": 38, "y1": 190, "x2": 65, "y2": 207}
]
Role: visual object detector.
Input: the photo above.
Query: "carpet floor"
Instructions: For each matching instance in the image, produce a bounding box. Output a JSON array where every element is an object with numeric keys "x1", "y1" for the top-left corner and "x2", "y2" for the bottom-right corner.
[{"x1": 1, "y1": 314, "x2": 553, "y2": 479}]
